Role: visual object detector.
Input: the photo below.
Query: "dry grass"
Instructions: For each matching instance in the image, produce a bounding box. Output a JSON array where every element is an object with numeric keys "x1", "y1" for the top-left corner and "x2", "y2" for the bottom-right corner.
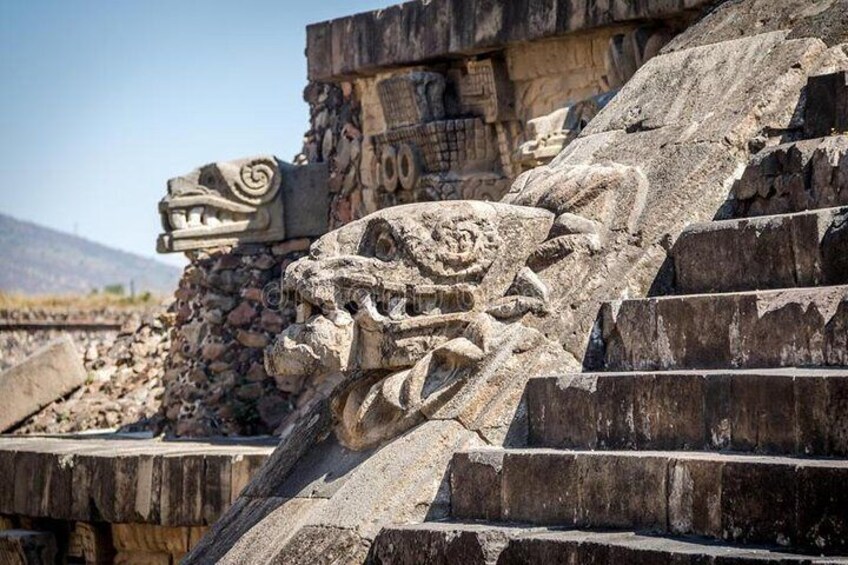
[{"x1": 0, "y1": 291, "x2": 168, "y2": 311}]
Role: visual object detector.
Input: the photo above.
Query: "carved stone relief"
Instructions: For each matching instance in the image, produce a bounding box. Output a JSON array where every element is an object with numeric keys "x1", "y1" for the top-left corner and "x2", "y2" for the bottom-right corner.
[{"x1": 157, "y1": 156, "x2": 328, "y2": 253}]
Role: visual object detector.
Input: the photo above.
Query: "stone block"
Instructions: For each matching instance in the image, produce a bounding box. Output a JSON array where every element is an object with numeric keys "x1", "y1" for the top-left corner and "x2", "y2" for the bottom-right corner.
[
  {"x1": 828, "y1": 376, "x2": 848, "y2": 455},
  {"x1": 598, "y1": 286, "x2": 848, "y2": 372},
  {"x1": 583, "y1": 33, "x2": 822, "y2": 145},
  {"x1": 502, "y1": 450, "x2": 578, "y2": 525},
  {"x1": 732, "y1": 136, "x2": 848, "y2": 217},
  {"x1": 369, "y1": 523, "x2": 508, "y2": 565},
  {"x1": 721, "y1": 460, "x2": 797, "y2": 547},
  {"x1": 631, "y1": 372, "x2": 706, "y2": 450},
  {"x1": 673, "y1": 208, "x2": 848, "y2": 294},
  {"x1": 576, "y1": 452, "x2": 668, "y2": 531},
  {"x1": 281, "y1": 162, "x2": 329, "y2": 238},
  {"x1": 0, "y1": 530, "x2": 57, "y2": 565},
  {"x1": 667, "y1": 458, "x2": 723, "y2": 538},
  {"x1": 160, "y1": 454, "x2": 205, "y2": 526},
  {"x1": 805, "y1": 71, "x2": 848, "y2": 138},
  {"x1": 527, "y1": 374, "x2": 598, "y2": 449},
  {"x1": 796, "y1": 465, "x2": 848, "y2": 553},
  {"x1": 532, "y1": 371, "x2": 848, "y2": 457},
  {"x1": 377, "y1": 72, "x2": 446, "y2": 129},
  {"x1": 728, "y1": 373, "x2": 795, "y2": 454},
  {"x1": 795, "y1": 373, "x2": 830, "y2": 456},
  {"x1": 451, "y1": 449, "x2": 848, "y2": 553},
  {"x1": 372, "y1": 523, "x2": 835, "y2": 564},
  {"x1": 593, "y1": 373, "x2": 637, "y2": 449},
  {"x1": 305, "y1": 0, "x2": 711, "y2": 81},
  {"x1": 450, "y1": 450, "x2": 503, "y2": 521},
  {"x1": 0, "y1": 336, "x2": 86, "y2": 433}
]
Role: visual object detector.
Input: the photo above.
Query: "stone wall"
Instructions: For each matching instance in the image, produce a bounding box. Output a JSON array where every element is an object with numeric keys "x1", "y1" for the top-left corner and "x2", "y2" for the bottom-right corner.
[
  {"x1": 301, "y1": 9, "x2": 697, "y2": 229},
  {"x1": 159, "y1": 240, "x2": 312, "y2": 436},
  {"x1": 300, "y1": 82, "x2": 372, "y2": 229}
]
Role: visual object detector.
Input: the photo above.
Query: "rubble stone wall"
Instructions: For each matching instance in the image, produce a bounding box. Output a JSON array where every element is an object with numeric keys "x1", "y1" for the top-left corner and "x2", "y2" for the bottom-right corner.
[
  {"x1": 1, "y1": 307, "x2": 171, "y2": 434},
  {"x1": 159, "y1": 240, "x2": 312, "y2": 436}
]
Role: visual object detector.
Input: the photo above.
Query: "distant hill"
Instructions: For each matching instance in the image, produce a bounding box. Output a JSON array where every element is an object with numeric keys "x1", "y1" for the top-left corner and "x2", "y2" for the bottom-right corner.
[{"x1": 0, "y1": 213, "x2": 181, "y2": 296}]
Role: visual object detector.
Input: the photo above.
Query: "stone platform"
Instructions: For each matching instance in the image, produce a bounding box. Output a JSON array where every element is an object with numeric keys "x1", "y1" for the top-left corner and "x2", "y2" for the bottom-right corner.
[{"x1": 0, "y1": 435, "x2": 273, "y2": 563}]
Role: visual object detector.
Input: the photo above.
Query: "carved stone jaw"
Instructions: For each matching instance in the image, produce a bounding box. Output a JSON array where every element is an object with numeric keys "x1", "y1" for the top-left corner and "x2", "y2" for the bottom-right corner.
[
  {"x1": 263, "y1": 200, "x2": 555, "y2": 448},
  {"x1": 157, "y1": 155, "x2": 286, "y2": 253}
]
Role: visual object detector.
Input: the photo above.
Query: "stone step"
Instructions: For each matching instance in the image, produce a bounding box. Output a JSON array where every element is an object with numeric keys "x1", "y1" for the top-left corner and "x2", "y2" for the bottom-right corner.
[
  {"x1": 589, "y1": 285, "x2": 848, "y2": 372},
  {"x1": 527, "y1": 370, "x2": 848, "y2": 457},
  {"x1": 672, "y1": 207, "x2": 848, "y2": 294},
  {"x1": 450, "y1": 449, "x2": 848, "y2": 554},
  {"x1": 371, "y1": 523, "x2": 848, "y2": 564},
  {"x1": 730, "y1": 135, "x2": 848, "y2": 219}
]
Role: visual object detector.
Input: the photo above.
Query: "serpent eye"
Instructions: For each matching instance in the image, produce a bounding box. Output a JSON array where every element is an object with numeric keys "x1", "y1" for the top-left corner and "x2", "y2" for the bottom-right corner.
[{"x1": 374, "y1": 229, "x2": 397, "y2": 262}]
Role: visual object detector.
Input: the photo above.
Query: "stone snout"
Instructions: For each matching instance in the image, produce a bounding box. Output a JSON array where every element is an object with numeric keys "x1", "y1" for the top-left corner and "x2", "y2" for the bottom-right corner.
[
  {"x1": 262, "y1": 200, "x2": 555, "y2": 449},
  {"x1": 157, "y1": 156, "x2": 329, "y2": 253}
]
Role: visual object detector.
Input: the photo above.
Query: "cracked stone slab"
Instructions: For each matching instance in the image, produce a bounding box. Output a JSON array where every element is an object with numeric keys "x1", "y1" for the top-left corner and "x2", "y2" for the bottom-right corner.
[
  {"x1": 451, "y1": 448, "x2": 848, "y2": 554},
  {"x1": 0, "y1": 336, "x2": 86, "y2": 433},
  {"x1": 528, "y1": 369, "x2": 848, "y2": 456},
  {"x1": 672, "y1": 206, "x2": 848, "y2": 294},
  {"x1": 592, "y1": 285, "x2": 848, "y2": 372}
]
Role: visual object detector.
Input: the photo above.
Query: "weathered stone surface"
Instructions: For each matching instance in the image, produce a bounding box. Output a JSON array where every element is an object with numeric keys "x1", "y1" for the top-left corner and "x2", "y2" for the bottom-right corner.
[
  {"x1": 371, "y1": 523, "x2": 848, "y2": 564},
  {"x1": 0, "y1": 530, "x2": 57, "y2": 565},
  {"x1": 806, "y1": 71, "x2": 848, "y2": 137},
  {"x1": 504, "y1": 32, "x2": 827, "y2": 361},
  {"x1": 452, "y1": 448, "x2": 848, "y2": 553},
  {"x1": 664, "y1": 0, "x2": 848, "y2": 51},
  {"x1": 0, "y1": 437, "x2": 272, "y2": 526},
  {"x1": 672, "y1": 207, "x2": 848, "y2": 293},
  {"x1": 370, "y1": 523, "x2": 512, "y2": 565},
  {"x1": 157, "y1": 157, "x2": 328, "y2": 253},
  {"x1": 187, "y1": 420, "x2": 488, "y2": 563},
  {"x1": 265, "y1": 201, "x2": 564, "y2": 451},
  {"x1": 582, "y1": 32, "x2": 820, "y2": 144},
  {"x1": 593, "y1": 286, "x2": 848, "y2": 372},
  {"x1": 450, "y1": 451, "x2": 503, "y2": 521},
  {"x1": 529, "y1": 370, "x2": 848, "y2": 456},
  {"x1": 192, "y1": 2, "x2": 847, "y2": 561},
  {"x1": 306, "y1": 0, "x2": 711, "y2": 81},
  {"x1": 281, "y1": 161, "x2": 330, "y2": 239},
  {"x1": 732, "y1": 136, "x2": 848, "y2": 217},
  {"x1": 159, "y1": 238, "x2": 318, "y2": 437},
  {"x1": 0, "y1": 336, "x2": 86, "y2": 432}
]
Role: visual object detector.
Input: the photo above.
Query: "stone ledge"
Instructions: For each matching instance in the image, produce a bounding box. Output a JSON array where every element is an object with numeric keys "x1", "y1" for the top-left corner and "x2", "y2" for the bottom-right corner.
[
  {"x1": 0, "y1": 436, "x2": 273, "y2": 527},
  {"x1": 372, "y1": 523, "x2": 848, "y2": 564},
  {"x1": 306, "y1": 0, "x2": 713, "y2": 81},
  {"x1": 452, "y1": 448, "x2": 848, "y2": 553},
  {"x1": 527, "y1": 369, "x2": 848, "y2": 456}
]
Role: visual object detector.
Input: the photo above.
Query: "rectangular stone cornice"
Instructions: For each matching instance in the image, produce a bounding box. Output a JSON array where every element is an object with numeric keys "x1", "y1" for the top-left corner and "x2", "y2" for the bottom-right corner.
[{"x1": 306, "y1": 0, "x2": 715, "y2": 82}]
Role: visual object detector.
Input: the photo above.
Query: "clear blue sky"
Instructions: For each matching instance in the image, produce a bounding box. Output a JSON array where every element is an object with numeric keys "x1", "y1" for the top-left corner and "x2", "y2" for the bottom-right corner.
[{"x1": 0, "y1": 0, "x2": 392, "y2": 267}]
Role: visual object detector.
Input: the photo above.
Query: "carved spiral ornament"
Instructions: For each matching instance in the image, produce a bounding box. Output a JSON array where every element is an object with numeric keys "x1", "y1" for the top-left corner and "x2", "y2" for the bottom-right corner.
[{"x1": 233, "y1": 158, "x2": 282, "y2": 205}]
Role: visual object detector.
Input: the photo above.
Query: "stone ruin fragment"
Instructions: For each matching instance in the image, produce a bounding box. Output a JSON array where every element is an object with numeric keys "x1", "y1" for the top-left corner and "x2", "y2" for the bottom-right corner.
[{"x1": 3, "y1": 0, "x2": 848, "y2": 563}]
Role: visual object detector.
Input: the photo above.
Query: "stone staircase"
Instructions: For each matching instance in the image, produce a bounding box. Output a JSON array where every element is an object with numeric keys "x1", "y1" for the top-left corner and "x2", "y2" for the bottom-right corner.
[{"x1": 368, "y1": 81, "x2": 848, "y2": 563}]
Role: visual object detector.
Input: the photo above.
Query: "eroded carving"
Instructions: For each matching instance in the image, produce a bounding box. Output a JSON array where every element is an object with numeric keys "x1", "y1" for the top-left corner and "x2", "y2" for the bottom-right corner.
[
  {"x1": 516, "y1": 92, "x2": 617, "y2": 171},
  {"x1": 157, "y1": 156, "x2": 329, "y2": 253},
  {"x1": 264, "y1": 201, "x2": 565, "y2": 450}
]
